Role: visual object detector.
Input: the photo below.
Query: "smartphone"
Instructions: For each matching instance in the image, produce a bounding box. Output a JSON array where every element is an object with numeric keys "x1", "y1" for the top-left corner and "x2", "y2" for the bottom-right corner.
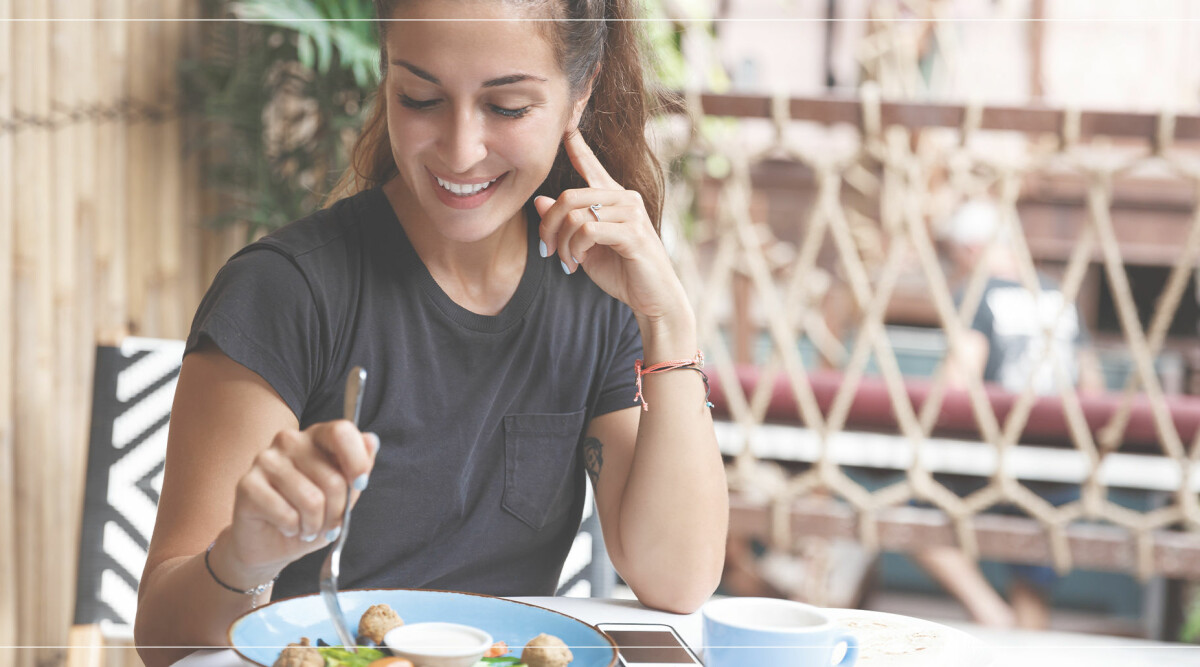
[{"x1": 596, "y1": 623, "x2": 702, "y2": 666}]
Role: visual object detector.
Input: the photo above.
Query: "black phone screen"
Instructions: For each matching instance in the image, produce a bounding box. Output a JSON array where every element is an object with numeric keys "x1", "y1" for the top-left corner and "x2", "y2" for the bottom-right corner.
[{"x1": 605, "y1": 630, "x2": 698, "y2": 664}]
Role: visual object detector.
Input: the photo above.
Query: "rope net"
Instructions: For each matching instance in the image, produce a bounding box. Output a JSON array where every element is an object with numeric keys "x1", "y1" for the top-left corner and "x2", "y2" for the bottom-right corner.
[{"x1": 653, "y1": 87, "x2": 1200, "y2": 585}]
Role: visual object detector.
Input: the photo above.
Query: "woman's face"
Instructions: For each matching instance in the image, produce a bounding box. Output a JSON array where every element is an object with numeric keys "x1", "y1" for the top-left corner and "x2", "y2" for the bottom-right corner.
[{"x1": 384, "y1": 0, "x2": 586, "y2": 244}]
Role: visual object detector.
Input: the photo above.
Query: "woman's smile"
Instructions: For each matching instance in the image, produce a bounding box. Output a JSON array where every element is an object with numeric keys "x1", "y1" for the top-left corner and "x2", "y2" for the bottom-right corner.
[{"x1": 427, "y1": 169, "x2": 508, "y2": 210}]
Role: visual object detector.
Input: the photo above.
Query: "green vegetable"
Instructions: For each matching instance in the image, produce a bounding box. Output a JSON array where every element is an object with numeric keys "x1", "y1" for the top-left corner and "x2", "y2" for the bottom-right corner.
[
  {"x1": 480, "y1": 659, "x2": 523, "y2": 664},
  {"x1": 316, "y1": 646, "x2": 386, "y2": 667}
]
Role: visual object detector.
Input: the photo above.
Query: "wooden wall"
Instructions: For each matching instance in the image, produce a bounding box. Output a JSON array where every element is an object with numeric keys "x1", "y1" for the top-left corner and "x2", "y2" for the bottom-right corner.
[{"x1": 1, "y1": 4, "x2": 246, "y2": 666}]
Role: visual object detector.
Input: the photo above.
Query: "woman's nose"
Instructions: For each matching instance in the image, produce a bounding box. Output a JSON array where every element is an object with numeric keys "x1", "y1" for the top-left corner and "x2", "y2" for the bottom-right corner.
[{"x1": 440, "y1": 108, "x2": 487, "y2": 173}]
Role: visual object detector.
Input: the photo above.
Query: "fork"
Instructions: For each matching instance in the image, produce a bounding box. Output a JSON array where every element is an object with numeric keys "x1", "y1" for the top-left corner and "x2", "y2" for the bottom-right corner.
[{"x1": 320, "y1": 366, "x2": 367, "y2": 651}]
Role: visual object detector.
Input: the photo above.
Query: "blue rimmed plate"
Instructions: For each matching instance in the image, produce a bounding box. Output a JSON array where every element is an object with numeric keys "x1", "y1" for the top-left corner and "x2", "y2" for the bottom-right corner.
[{"x1": 228, "y1": 588, "x2": 619, "y2": 667}]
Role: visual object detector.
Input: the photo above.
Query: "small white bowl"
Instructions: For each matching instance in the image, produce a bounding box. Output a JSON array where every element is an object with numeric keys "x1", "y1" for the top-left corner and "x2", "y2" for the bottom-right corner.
[{"x1": 383, "y1": 622, "x2": 493, "y2": 667}]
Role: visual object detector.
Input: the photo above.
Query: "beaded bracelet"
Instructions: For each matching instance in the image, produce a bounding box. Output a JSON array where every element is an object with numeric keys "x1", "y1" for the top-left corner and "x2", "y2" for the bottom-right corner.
[
  {"x1": 205, "y1": 540, "x2": 279, "y2": 609},
  {"x1": 634, "y1": 350, "x2": 715, "y2": 412}
]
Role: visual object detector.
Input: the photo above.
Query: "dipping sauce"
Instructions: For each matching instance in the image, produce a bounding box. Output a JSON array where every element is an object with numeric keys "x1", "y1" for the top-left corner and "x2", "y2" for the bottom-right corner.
[{"x1": 384, "y1": 622, "x2": 493, "y2": 667}]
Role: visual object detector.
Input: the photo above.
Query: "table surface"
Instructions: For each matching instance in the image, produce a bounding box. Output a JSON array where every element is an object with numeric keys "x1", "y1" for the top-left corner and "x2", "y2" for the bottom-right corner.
[{"x1": 174, "y1": 595, "x2": 995, "y2": 667}]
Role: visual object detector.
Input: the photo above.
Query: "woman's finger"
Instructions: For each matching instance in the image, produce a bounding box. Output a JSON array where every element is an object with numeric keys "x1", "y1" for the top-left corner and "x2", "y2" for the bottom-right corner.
[
  {"x1": 536, "y1": 189, "x2": 632, "y2": 259},
  {"x1": 308, "y1": 420, "x2": 374, "y2": 493},
  {"x1": 290, "y1": 449, "x2": 350, "y2": 541},
  {"x1": 254, "y1": 446, "x2": 328, "y2": 541},
  {"x1": 564, "y1": 131, "x2": 622, "y2": 190},
  {"x1": 236, "y1": 466, "x2": 302, "y2": 539},
  {"x1": 559, "y1": 205, "x2": 645, "y2": 271}
]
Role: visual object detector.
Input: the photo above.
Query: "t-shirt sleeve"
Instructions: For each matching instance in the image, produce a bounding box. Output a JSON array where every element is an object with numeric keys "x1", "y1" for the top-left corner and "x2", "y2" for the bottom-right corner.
[
  {"x1": 185, "y1": 247, "x2": 323, "y2": 419},
  {"x1": 592, "y1": 306, "x2": 643, "y2": 417}
]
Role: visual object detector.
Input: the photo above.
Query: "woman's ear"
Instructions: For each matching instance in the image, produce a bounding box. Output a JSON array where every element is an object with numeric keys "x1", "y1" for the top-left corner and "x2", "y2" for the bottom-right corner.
[{"x1": 566, "y1": 66, "x2": 601, "y2": 134}]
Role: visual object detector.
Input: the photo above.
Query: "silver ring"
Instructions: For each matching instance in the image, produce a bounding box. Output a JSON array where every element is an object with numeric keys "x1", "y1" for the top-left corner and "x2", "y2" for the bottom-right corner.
[{"x1": 589, "y1": 203, "x2": 602, "y2": 221}]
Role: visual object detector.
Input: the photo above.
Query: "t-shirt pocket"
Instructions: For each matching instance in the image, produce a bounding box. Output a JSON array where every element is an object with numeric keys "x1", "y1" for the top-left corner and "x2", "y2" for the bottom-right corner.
[{"x1": 501, "y1": 409, "x2": 587, "y2": 531}]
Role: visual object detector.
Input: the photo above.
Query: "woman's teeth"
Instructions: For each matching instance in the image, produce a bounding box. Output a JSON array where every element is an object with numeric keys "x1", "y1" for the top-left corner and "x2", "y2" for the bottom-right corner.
[{"x1": 436, "y1": 175, "x2": 498, "y2": 196}]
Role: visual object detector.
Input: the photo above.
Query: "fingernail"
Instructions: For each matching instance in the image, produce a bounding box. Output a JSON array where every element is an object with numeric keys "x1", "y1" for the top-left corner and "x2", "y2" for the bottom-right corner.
[
  {"x1": 366, "y1": 432, "x2": 380, "y2": 456},
  {"x1": 325, "y1": 526, "x2": 341, "y2": 542},
  {"x1": 353, "y1": 473, "x2": 370, "y2": 491},
  {"x1": 561, "y1": 260, "x2": 571, "y2": 275},
  {"x1": 281, "y1": 527, "x2": 298, "y2": 538},
  {"x1": 539, "y1": 239, "x2": 548, "y2": 258},
  {"x1": 301, "y1": 533, "x2": 317, "y2": 543},
  {"x1": 571, "y1": 254, "x2": 579, "y2": 264}
]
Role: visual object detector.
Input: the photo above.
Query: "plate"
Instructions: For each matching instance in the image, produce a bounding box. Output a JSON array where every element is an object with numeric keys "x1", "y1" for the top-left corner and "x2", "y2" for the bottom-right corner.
[
  {"x1": 827, "y1": 609, "x2": 995, "y2": 667},
  {"x1": 228, "y1": 588, "x2": 619, "y2": 667}
]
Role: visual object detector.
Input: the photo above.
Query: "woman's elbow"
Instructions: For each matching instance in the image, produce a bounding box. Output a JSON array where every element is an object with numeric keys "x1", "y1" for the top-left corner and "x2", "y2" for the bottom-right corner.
[
  {"x1": 629, "y1": 563, "x2": 722, "y2": 615},
  {"x1": 634, "y1": 577, "x2": 719, "y2": 615}
]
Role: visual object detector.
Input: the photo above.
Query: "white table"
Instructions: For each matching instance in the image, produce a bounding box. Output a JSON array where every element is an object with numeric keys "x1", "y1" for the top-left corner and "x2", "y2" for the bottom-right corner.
[{"x1": 173, "y1": 595, "x2": 992, "y2": 666}]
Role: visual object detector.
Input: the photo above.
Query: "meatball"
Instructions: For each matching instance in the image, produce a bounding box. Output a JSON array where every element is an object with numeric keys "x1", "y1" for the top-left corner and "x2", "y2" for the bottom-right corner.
[
  {"x1": 521, "y1": 633, "x2": 574, "y2": 667},
  {"x1": 357, "y1": 603, "x2": 404, "y2": 645},
  {"x1": 272, "y1": 637, "x2": 322, "y2": 667}
]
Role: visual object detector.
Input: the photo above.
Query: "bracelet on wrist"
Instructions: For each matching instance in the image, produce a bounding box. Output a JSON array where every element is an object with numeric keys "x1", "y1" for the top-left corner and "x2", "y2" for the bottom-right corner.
[
  {"x1": 634, "y1": 350, "x2": 715, "y2": 412},
  {"x1": 204, "y1": 540, "x2": 279, "y2": 609}
]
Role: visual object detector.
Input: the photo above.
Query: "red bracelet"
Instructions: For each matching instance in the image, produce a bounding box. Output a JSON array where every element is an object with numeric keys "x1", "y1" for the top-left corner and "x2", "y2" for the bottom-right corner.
[{"x1": 634, "y1": 351, "x2": 715, "y2": 412}]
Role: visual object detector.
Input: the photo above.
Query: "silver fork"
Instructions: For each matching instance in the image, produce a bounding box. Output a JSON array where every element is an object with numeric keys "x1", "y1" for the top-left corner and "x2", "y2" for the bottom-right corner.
[{"x1": 320, "y1": 366, "x2": 367, "y2": 651}]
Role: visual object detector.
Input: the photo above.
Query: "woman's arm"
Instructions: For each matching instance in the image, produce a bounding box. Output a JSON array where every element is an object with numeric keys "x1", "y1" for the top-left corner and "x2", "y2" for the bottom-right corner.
[
  {"x1": 585, "y1": 308, "x2": 728, "y2": 615},
  {"x1": 134, "y1": 345, "x2": 374, "y2": 666},
  {"x1": 535, "y1": 131, "x2": 728, "y2": 614}
]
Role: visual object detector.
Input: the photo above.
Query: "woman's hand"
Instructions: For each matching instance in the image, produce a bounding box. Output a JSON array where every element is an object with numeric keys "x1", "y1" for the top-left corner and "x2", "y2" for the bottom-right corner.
[
  {"x1": 534, "y1": 132, "x2": 689, "y2": 325},
  {"x1": 210, "y1": 421, "x2": 378, "y2": 587}
]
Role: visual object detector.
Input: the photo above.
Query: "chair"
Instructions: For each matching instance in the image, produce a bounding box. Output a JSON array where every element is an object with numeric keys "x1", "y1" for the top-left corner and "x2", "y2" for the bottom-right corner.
[
  {"x1": 72, "y1": 337, "x2": 185, "y2": 667},
  {"x1": 556, "y1": 483, "x2": 616, "y2": 598}
]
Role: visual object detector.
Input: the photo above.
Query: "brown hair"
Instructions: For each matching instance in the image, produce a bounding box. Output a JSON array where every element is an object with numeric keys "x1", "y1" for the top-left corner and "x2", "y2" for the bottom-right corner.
[{"x1": 324, "y1": 0, "x2": 665, "y2": 231}]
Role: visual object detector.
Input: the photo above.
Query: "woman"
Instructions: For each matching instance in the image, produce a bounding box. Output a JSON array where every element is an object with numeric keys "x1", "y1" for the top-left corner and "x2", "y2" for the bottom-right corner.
[{"x1": 134, "y1": 1, "x2": 727, "y2": 663}]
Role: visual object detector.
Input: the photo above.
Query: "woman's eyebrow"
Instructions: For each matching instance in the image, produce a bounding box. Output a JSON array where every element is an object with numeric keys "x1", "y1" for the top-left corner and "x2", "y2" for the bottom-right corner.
[{"x1": 391, "y1": 59, "x2": 547, "y2": 87}]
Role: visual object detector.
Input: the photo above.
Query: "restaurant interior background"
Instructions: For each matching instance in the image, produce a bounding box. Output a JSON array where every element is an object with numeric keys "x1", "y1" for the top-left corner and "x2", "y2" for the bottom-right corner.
[{"x1": 2, "y1": 0, "x2": 1200, "y2": 666}]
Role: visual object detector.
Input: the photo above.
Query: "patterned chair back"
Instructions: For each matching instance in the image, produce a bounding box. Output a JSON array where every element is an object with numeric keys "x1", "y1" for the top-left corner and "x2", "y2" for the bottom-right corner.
[{"x1": 74, "y1": 338, "x2": 185, "y2": 634}]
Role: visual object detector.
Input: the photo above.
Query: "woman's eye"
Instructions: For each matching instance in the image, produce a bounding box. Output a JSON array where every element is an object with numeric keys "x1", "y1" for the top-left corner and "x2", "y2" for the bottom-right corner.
[
  {"x1": 399, "y1": 95, "x2": 439, "y2": 110},
  {"x1": 491, "y1": 105, "x2": 531, "y2": 119}
]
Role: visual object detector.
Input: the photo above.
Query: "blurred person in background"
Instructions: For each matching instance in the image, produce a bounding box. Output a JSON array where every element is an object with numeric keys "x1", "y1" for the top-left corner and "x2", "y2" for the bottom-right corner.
[{"x1": 914, "y1": 198, "x2": 1105, "y2": 629}]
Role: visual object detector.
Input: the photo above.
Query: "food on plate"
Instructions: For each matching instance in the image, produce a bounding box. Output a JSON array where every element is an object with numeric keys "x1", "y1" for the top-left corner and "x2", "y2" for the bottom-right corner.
[
  {"x1": 314, "y1": 645, "x2": 387, "y2": 667},
  {"x1": 359, "y1": 603, "x2": 405, "y2": 644},
  {"x1": 276, "y1": 603, "x2": 574, "y2": 667},
  {"x1": 520, "y1": 633, "x2": 573, "y2": 667},
  {"x1": 272, "y1": 637, "x2": 322, "y2": 667},
  {"x1": 363, "y1": 658, "x2": 414, "y2": 667},
  {"x1": 483, "y1": 641, "x2": 509, "y2": 658}
]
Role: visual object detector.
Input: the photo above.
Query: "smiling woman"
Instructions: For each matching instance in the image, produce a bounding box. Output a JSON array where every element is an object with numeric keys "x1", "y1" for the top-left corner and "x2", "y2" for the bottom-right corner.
[{"x1": 133, "y1": 1, "x2": 728, "y2": 665}]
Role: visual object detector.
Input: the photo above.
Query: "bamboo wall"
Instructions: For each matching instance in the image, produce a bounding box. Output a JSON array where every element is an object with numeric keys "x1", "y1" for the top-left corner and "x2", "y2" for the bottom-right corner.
[{"x1": 2, "y1": 4, "x2": 246, "y2": 666}]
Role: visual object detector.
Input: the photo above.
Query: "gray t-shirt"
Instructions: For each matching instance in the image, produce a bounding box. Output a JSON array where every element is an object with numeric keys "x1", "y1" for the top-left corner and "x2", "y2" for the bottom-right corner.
[{"x1": 185, "y1": 187, "x2": 643, "y2": 599}]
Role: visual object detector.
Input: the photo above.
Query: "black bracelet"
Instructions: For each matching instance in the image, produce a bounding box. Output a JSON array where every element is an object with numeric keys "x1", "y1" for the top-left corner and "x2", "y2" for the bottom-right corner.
[{"x1": 205, "y1": 540, "x2": 279, "y2": 608}]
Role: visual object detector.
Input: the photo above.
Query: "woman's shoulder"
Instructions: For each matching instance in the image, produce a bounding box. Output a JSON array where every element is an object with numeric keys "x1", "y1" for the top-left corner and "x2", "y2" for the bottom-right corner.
[{"x1": 245, "y1": 188, "x2": 388, "y2": 263}]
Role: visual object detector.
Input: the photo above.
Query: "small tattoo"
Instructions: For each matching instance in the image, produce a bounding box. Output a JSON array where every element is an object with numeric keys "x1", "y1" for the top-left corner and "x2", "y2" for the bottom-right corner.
[{"x1": 582, "y1": 437, "x2": 604, "y2": 485}]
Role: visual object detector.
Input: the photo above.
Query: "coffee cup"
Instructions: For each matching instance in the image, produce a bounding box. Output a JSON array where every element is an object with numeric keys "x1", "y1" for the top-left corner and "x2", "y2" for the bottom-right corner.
[{"x1": 702, "y1": 597, "x2": 859, "y2": 667}]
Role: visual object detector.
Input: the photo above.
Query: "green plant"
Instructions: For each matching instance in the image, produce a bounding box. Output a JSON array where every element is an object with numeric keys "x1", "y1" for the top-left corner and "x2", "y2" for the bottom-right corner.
[
  {"x1": 183, "y1": 0, "x2": 377, "y2": 239},
  {"x1": 1183, "y1": 586, "x2": 1200, "y2": 643}
]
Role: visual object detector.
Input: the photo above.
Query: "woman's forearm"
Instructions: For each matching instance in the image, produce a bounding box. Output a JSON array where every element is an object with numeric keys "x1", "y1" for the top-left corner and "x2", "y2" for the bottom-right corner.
[
  {"x1": 135, "y1": 531, "x2": 275, "y2": 667},
  {"x1": 616, "y1": 311, "x2": 728, "y2": 613}
]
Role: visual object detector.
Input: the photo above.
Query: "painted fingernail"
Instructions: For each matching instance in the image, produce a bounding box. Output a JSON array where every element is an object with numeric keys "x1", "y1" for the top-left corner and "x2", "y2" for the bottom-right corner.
[
  {"x1": 571, "y1": 254, "x2": 580, "y2": 264},
  {"x1": 325, "y1": 526, "x2": 341, "y2": 542},
  {"x1": 281, "y1": 527, "x2": 298, "y2": 538},
  {"x1": 561, "y1": 260, "x2": 571, "y2": 275},
  {"x1": 353, "y1": 473, "x2": 370, "y2": 491},
  {"x1": 539, "y1": 239, "x2": 548, "y2": 258},
  {"x1": 301, "y1": 533, "x2": 317, "y2": 543},
  {"x1": 366, "y1": 432, "x2": 380, "y2": 456}
]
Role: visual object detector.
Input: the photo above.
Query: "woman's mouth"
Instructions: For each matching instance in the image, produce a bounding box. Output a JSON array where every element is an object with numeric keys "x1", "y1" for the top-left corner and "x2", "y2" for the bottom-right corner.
[{"x1": 428, "y1": 170, "x2": 506, "y2": 210}]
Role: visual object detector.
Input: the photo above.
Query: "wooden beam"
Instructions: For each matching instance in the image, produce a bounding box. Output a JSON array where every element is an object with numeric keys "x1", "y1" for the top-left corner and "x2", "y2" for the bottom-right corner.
[
  {"x1": 663, "y1": 93, "x2": 1200, "y2": 143},
  {"x1": 729, "y1": 494, "x2": 1200, "y2": 579}
]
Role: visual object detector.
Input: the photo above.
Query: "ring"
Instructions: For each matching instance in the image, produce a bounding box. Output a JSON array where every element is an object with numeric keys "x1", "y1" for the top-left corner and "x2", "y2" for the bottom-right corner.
[{"x1": 589, "y1": 203, "x2": 602, "y2": 221}]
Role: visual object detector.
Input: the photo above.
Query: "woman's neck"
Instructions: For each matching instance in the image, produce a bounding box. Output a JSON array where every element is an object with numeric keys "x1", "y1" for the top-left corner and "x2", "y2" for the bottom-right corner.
[{"x1": 382, "y1": 179, "x2": 528, "y2": 316}]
